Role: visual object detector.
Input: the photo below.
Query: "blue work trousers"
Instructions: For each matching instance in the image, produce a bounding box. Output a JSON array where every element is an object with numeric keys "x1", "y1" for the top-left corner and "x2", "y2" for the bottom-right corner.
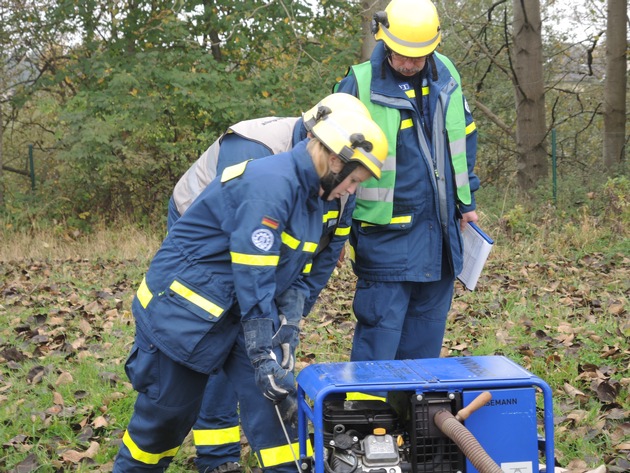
[
  {"x1": 192, "y1": 285, "x2": 305, "y2": 471},
  {"x1": 351, "y1": 276, "x2": 455, "y2": 361},
  {"x1": 193, "y1": 371, "x2": 241, "y2": 472},
  {"x1": 113, "y1": 325, "x2": 298, "y2": 473}
]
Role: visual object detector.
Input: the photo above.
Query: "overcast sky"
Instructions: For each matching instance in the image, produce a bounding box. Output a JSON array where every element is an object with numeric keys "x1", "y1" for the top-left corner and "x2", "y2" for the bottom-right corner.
[{"x1": 545, "y1": 0, "x2": 606, "y2": 42}]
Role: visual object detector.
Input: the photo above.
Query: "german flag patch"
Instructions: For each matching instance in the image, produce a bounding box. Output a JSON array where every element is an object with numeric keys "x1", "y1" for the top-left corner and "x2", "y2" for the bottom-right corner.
[{"x1": 261, "y1": 216, "x2": 279, "y2": 230}]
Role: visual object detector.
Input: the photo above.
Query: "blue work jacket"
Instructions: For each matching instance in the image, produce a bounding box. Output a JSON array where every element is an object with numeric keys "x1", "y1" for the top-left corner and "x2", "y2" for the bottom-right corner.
[
  {"x1": 133, "y1": 140, "x2": 323, "y2": 374},
  {"x1": 336, "y1": 42, "x2": 479, "y2": 282},
  {"x1": 216, "y1": 119, "x2": 353, "y2": 315},
  {"x1": 169, "y1": 117, "x2": 353, "y2": 317}
]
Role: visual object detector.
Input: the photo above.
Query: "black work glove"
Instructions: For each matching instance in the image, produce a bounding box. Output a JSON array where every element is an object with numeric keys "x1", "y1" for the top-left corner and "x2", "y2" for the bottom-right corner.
[{"x1": 243, "y1": 318, "x2": 295, "y2": 403}]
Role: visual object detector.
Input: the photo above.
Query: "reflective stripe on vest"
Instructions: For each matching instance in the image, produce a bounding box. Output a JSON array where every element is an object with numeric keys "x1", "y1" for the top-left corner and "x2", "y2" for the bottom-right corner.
[
  {"x1": 351, "y1": 61, "x2": 399, "y2": 225},
  {"x1": 434, "y1": 52, "x2": 472, "y2": 205},
  {"x1": 349, "y1": 56, "x2": 471, "y2": 225}
]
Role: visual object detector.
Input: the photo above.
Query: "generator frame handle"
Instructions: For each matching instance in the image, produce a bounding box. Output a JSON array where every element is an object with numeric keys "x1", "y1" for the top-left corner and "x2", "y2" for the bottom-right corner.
[{"x1": 296, "y1": 356, "x2": 555, "y2": 473}]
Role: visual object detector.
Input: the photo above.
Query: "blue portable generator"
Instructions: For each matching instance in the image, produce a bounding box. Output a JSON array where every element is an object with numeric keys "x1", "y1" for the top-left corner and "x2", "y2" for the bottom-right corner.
[{"x1": 296, "y1": 356, "x2": 554, "y2": 473}]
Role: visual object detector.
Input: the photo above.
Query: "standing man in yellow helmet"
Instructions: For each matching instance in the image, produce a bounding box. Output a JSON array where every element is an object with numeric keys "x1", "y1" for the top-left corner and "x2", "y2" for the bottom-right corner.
[{"x1": 334, "y1": 0, "x2": 480, "y2": 364}]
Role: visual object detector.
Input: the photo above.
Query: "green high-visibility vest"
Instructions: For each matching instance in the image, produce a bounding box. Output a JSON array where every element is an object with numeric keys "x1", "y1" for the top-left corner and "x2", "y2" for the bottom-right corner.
[{"x1": 348, "y1": 52, "x2": 472, "y2": 225}]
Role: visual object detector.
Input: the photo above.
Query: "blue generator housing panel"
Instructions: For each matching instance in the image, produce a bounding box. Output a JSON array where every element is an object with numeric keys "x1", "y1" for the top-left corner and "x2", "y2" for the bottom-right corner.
[
  {"x1": 463, "y1": 388, "x2": 539, "y2": 473},
  {"x1": 296, "y1": 356, "x2": 554, "y2": 473}
]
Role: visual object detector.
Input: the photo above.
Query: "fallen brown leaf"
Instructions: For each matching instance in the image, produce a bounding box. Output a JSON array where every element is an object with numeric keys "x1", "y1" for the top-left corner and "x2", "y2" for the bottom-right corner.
[
  {"x1": 93, "y1": 415, "x2": 109, "y2": 428},
  {"x1": 563, "y1": 383, "x2": 589, "y2": 403},
  {"x1": 55, "y1": 370, "x2": 73, "y2": 386},
  {"x1": 61, "y1": 440, "x2": 100, "y2": 463},
  {"x1": 53, "y1": 391, "x2": 64, "y2": 405}
]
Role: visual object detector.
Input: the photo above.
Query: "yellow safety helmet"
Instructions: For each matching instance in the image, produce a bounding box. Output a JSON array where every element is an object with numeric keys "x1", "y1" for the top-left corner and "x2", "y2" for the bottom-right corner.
[
  {"x1": 372, "y1": 0, "x2": 441, "y2": 58},
  {"x1": 309, "y1": 111, "x2": 388, "y2": 179},
  {"x1": 302, "y1": 93, "x2": 371, "y2": 132}
]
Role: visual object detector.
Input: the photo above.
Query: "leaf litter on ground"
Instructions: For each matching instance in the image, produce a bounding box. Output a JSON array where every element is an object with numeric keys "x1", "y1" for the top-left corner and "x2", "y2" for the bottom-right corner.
[{"x1": 0, "y1": 230, "x2": 628, "y2": 472}]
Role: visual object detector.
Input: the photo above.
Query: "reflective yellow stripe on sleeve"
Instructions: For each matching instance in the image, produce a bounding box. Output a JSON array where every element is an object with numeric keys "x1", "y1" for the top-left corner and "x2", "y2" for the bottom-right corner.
[
  {"x1": 302, "y1": 262, "x2": 312, "y2": 274},
  {"x1": 334, "y1": 226, "x2": 351, "y2": 237},
  {"x1": 169, "y1": 280, "x2": 224, "y2": 318},
  {"x1": 137, "y1": 277, "x2": 153, "y2": 308},
  {"x1": 323, "y1": 210, "x2": 339, "y2": 223},
  {"x1": 303, "y1": 241, "x2": 318, "y2": 253},
  {"x1": 281, "y1": 232, "x2": 300, "y2": 250},
  {"x1": 122, "y1": 430, "x2": 180, "y2": 465},
  {"x1": 280, "y1": 233, "x2": 317, "y2": 253},
  {"x1": 193, "y1": 425, "x2": 241, "y2": 446},
  {"x1": 466, "y1": 121, "x2": 477, "y2": 134},
  {"x1": 231, "y1": 252, "x2": 280, "y2": 267},
  {"x1": 256, "y1": 440, "x2": 314, "y2": 468}
]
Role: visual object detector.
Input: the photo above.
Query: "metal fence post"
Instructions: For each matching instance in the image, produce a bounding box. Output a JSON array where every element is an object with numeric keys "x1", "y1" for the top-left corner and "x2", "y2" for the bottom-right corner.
[
  {"x1": 29, "y1": 144, "x2": 35, "y2": 190},
  {"x1": 551, "y1": 129, "x2": 557, "y2": 205}
]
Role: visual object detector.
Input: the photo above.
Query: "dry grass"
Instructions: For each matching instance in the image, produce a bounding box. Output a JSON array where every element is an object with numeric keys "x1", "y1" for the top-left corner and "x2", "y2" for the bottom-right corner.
[
  {"x1": 0, "y1": 225, "x2": 162, "y2": 262},
  {"x1": 1, "y1": 212, "x2": 628, "y2": 472}
]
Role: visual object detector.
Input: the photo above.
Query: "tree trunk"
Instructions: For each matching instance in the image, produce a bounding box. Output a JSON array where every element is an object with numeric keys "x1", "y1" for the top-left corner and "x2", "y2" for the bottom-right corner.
[
  {"x1": 0, "y1": 99, "x2": 4, "y2": 207},
  {"x1": 603, "y1": 0, "x2": 627, "y2": 171},
  {"x1": 361, "y1": 0, "x2": 389, "y2": 62},
  {"x1": 512, "y1": 0, "x2": 548, "y2": 190}
]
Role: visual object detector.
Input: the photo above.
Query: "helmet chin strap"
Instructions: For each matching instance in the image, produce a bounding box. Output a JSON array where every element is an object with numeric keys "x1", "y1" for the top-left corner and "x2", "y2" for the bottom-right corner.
[{"x1": 320, "y1": 162, "x2": 359, "y2": 200}]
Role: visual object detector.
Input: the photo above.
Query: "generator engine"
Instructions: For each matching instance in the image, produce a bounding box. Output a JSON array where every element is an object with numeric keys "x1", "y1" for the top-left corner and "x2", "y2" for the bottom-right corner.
[
  {"x1": 296, "y1": 356, "x2": 555, "y2": 473},
  {"x1": 322, "y1": 393, "x2": 465, "y2": 473},
  {"x1": 323, "y1": 399, "x2": 401, "y2": 473}
]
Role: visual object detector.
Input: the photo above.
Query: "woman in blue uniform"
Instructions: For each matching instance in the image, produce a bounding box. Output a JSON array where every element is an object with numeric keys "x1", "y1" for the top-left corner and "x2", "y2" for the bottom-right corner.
[
  {"x1": 168, "y1": 94, "x2": 371, "y2": 473},
  {"x1": 113, "y1": 109, "x2": 388, "y2": 473}
]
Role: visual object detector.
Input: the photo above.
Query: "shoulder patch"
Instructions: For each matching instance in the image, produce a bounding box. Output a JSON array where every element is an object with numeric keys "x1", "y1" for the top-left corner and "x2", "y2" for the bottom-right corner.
[
  {"x1": 464, "y1": 97, "x2": 471, "y2": 114},
  {"x1": 221, "y1": 160, "x2": 251, "y2": 183},
  {"x1": 251, "y1": 229, "x2": 274, "y2": 251}
]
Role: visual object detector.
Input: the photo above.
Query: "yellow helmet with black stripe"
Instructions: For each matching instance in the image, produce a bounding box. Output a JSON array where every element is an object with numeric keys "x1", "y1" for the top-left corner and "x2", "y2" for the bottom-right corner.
[
  {"x1": 302, "y1": 93, "x2": 371, "y2": 132},
  {"x1": 373, "y1": 0, "x2": 441, "y2": 58},
  {"x1": 310, "y1": 111, "x2": 388, "y2": 179}
]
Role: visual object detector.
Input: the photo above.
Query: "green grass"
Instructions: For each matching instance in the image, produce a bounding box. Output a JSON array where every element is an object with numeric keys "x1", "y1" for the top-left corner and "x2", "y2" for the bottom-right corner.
[{"x1": 1, "y1": 187, "x2": 628, "y2": 472}]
